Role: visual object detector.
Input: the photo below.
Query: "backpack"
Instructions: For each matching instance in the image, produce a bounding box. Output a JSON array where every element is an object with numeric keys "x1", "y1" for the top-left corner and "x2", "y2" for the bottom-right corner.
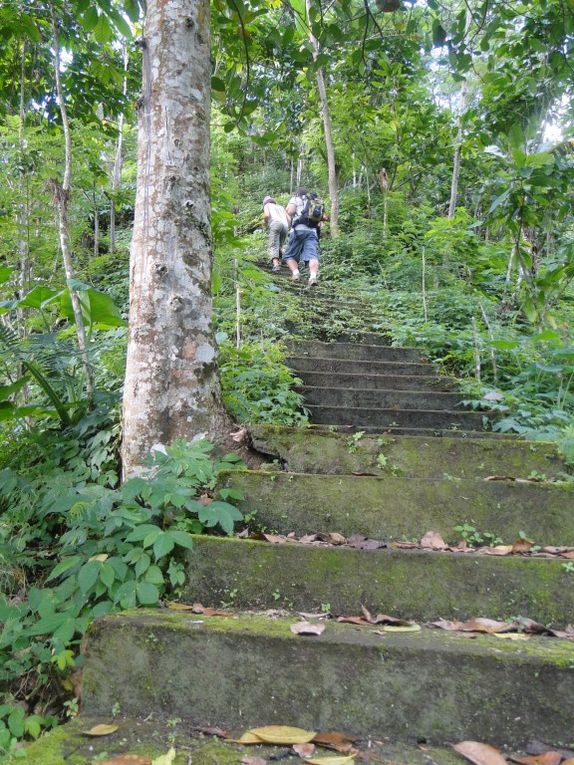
[{"x1": 297, "y1": 194, "x2": 324, "y2": 228}]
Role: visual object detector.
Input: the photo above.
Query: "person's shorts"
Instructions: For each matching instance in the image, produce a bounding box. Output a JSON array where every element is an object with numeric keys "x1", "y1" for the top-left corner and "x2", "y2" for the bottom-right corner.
[{"x1": 282, "y1": 228, "x2": 320, "y2": 263}]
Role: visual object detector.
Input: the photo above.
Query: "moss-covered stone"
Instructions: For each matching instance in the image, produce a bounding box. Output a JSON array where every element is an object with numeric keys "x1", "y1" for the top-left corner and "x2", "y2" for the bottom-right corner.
[
  {"x1": 183, "y1": 535, "x2": 574, "y2": 626},
  {"x1": 250, "y1": 425, "x2": 567, "y2": 479},
  {"x1": 223, "y1": 470, "x2": 574, "y2": 545},
  {"x1": 81, "y1": 610, "x2": 574, "y2": 748}
]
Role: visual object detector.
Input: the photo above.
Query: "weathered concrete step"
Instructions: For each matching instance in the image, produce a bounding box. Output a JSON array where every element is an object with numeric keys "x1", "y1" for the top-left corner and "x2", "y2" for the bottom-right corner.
[
  {"x1": 307, "y1": 404, "x2": 491, "y2": 430},
  {"x1": 297, "y1": 371, "x2": 456, "y2": 391},
  {"x1": 250, "y1": 425, "x2": 566, "y2": 478},
  {"x1": 82, "y1": 610, "x2": 574, "y2": 747},
  {"x1": 300, "y1": 386, "x2": 466, "y2": 411},
  {"x1": 287, "y1": 340, "x2": 425, "y2": 363},
  {"x1": 333, "y1": 332, "x2": 393, "y2": 345},
  {"x1": 185, "y1": 536, "x2": 574, "y2": 626},
  {"x1": 16, "y1": 715, "x2": 473, "y2": 765},
  {"x1": 287, "y1": 356, "x2": 434, "y2": 375},
  {"x1": 311, "y1": 424, "x2": 517, "y2": 438},
  {"x1": 222, "y1": 471, "x2": 574, "y2": 545}
]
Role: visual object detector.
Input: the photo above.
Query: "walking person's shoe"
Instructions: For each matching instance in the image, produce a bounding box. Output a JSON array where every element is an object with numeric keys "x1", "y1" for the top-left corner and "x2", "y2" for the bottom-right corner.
[
  {"x1": 308, "y1": 275, "x2": 318, "y2": 286},
  {"x1": 272, "y1": 263, "x2": 281, "y2": 273},
  {"x1": 292, "y1": 270, "x2": 301, "y2": 281}
]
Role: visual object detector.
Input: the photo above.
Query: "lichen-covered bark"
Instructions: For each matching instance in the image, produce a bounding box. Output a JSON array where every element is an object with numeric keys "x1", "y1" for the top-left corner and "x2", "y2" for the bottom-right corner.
[{"x1": 122, "y1": 0, "x2": 228, "y2": 477}]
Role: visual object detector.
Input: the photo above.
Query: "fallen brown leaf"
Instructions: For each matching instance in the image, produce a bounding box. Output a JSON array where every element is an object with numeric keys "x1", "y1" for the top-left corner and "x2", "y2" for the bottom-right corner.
[
  {"x1": 100, "y1": 757, "x2": 152, "y2": 765},
  {"x1": 81, "y1": 723, "x2": 119, "y2": 736},
  {"x1": 229, "y1": 731, "x2": 265, "y2": 744},
  {"x1": 231, "y1": 427, "x2": 248, "y2": 443},
  {"x1": 420, "y1": 530, "x2": 448, "y2": 549},
  {"x1": 300, "y1": 534, "x2": 321, "y2": 544},
  {"x1": 561, "y1": 550, "x2": 574, "y2": 559},
  {"x1": 191, "y1": 725, "x2": 228, "y2": 738},
  {"x1": 453, "y1": 741, "x2": 507, "y2": 765},
  {"x1": 262, "y1": 534, "x2": 292, "y2": 544},
  {"x1": 328, "y1": 532, "x2": 347, "y2": 545},
  {"x1": 511, "y1": 538, "x2": 534, "y2": 554},
  {"x1": 312, "y1": 732, "x2": 358, "y2": 753},
  {"x1": 305, "y1": 756, "x2": 355, "y2": 765},
  {"x1": 481, "y1": 546, "x2": 513, "y2": 556},
  {"x1": 291, "y1": 621, "x2": 325, "y2": 636},
  {"x1": 510, "y1": 753, "x2": 562, "y2": 765},
  {"x1": 459, "y1": 618, "x2": 515, "y2": 634},
  {"x1": 484, "y1": 475, "x2": 516, "y2": 481},
  {"x1": 525, "y1": 742, "x2": 574, "y2": 759},
  {"x1": 191, "y1": 603, "x2": 233, "y2": 617},
  {"x1": 240, "y1": 757, "x2": 267, "y2": 765},
  {"x1": 249, "y1": 726, "x2": 316, "y2": 744},
  {"x1": 337, "y1": 616, "x2": 368, "y2": 626},
  {"x1": 166, "y1": 602, "x2": 195, "y2": 611},
  {"x1": 199, "y1": 493, "x2": 212, "y2": 506},
  {"x1": 293, "y1": 743, "x2": 316, "y2": 757}
]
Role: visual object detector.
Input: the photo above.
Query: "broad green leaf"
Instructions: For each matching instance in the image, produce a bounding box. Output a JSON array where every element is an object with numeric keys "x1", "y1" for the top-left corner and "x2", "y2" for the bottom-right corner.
[
  {"x1": 136, "y1": 581, "x2": 160, "y2": 605},
  {"x1": 0, "y1": 267, "x2": 13, "y2": 285},
  {"x1": 78, "y1": 561, "x2": 100, "y2": 593},
  {"x1": 153, "y1": 532, "x2": 175, "y2": 559},
  {"x1": 46, "y1": 556, "x2": 83, "y2": 583}
]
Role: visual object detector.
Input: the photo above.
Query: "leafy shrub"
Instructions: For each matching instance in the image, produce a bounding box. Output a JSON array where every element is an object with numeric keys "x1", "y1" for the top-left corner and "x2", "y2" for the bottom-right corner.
[
  {"x1": 219, "y1": 340, "x2": 308, "y2": 425},
  {"x1": 0, "y1": 436, "x2": 244, "y2": 754}
]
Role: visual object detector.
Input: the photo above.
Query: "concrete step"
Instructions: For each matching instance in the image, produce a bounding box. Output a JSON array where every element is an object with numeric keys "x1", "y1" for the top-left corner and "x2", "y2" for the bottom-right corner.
[
  {"x1": 249, "y1": 425, "x2": 566, "y2": 478},
  {"x1": 287, "y1": 356, "x2": 434, "y2": 376},
  {"x1": 82, "y1": 610, "x2": 574, "y2": 747},
  {"x1": 308, "y1": 424, "x2": 517, "y2": 438},
  {"x1": 17, "y1": 715, "x2": 477, "y2": 765},
  {"x1": 288, "y1": 340, "x2": 425, "y2": 363},
  {"x1": 222, "y1": 470, "x2": 574, "y2": 545},
  {"x1": 300, "y1": 386, "x2": 466, "y2": 411},
  {"x1": 185, "y1": 536, "x2": 573, "y2": 626},
  {"x1": 296, "y1": 371, "x2": 456, "y2": 391},
  {"x1": 306, "y1": 404, "x2": 491, "y2": 430}
]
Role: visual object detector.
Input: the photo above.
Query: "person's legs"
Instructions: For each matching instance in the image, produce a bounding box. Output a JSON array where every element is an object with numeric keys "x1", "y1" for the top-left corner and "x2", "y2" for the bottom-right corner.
[
  {"x1": 300, "y1": 231, "x2": 320, "y2": 285},
  {"x1": 282, "y1": 229, "x2": 302, "y2": 279},
  {"x1": 268, "y1": 221, "x2": 282, "y2": 271}
]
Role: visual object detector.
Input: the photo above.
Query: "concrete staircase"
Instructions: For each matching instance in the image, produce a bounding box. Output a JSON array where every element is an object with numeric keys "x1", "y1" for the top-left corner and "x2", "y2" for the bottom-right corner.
[{"x1": 72, "y1": 266, "x2": 574, "y2": 757}]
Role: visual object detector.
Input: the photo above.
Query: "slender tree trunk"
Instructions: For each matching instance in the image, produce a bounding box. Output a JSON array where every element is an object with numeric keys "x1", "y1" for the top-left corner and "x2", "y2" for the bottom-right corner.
[
  {"x1": 17, "y1": 39, "x2": 30, "y2": 335},
  {"x1": 306, "y1": 0, "x2": 339, "y2": 236},
  {"x1": 448, "y1": 113, "x2": 463, "y2": 218},
  {"x1": 110, "y1": 48, "x2": 129, "y2": 255},
  {"x1": 296, "y1": 156, "x2": 303, "y2": 187},
  {"x1": 121, "y1": 0, "x2": 228, "y2": 478},
  {"x1": 51, "y1": 9, "x2": 94, "y2": 400},
  {"x1": 93, "y1": 185, "x2": 99, "y2": 259}
]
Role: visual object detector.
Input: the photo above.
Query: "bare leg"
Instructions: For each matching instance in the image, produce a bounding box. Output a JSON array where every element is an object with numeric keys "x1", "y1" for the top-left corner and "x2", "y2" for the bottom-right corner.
[
  {"x1": 286, "y1": 258, "x2": 300, "y2": 280},
  {"x1": 308, "y1": 258, "x2": 319, "y2": 285}
]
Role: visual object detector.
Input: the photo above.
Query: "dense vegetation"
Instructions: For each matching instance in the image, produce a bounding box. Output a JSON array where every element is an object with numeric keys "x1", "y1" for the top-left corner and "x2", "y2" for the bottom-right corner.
[{"x1": 0, "y1": 0, "x2": 573, "y2": 753}]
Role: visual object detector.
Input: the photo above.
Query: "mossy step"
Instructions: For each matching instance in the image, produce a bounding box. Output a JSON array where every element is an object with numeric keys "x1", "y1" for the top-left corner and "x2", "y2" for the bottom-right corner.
[
  {"x1": 287, "y1": 356, "x2": 435, "y2": 375},
  {"x1": 307, "y1": 403, "x2": 491, "y2": 430},
  {"x1": 300, "y1": 386, "x2": 466, "y2": 410},
  {"x1": 184, "y1": 535, "x2": 574, "y2": 626},
  {"x1": 14, "y1": 715, "x2": 472, "y2": 765},
  {"x1": 287, "y1": 340, "x2": 425, "y2": 362},
  {"x1": 297, "y1": 370, "x2": 456, "y2": 391},
  {"x1": 250, "y1": 425, "x2": 565, "y2": 478},
  {"x1": 310, "y1": 424, "x2": 517, "y2": 438},
  {"x1": 222, "y1": 470, "x2": 574, "y2": 545},
  {"x1": 81, "y1": 610, "x2": 574, "y2": 747}
]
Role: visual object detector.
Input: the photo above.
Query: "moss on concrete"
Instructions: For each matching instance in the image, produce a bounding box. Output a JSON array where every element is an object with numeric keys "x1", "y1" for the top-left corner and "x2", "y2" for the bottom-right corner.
[
  {"x1": 80, "y1": 611, "x2": 574, "y2": 748},
  {"x1": 222, "y1": 470, "x2": 574, "y2": 546},
  {"x1": 250, "y1": 425, "x2": 568, "y2": 479},
  {"x1": 183, "y1": 535, "x2": 574, "y2": 626}
]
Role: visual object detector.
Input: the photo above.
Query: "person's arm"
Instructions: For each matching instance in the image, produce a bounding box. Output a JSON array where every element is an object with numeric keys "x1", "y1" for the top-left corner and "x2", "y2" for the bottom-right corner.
[
  {"x1": 263, "y1": 203, "x2": 271, "y2": 227},
  {"x1": 286, "y1": 201, "x2": 297, "y2": 224}
]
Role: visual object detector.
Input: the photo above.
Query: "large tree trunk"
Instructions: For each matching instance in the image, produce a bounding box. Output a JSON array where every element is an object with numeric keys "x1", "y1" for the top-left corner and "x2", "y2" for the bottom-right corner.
[
  {"x1": 121, "y1": 0, "x2": 228, "y2": 478},
  {"x1": 306, "y1": 0, "x2": 339, "y2": 236}
]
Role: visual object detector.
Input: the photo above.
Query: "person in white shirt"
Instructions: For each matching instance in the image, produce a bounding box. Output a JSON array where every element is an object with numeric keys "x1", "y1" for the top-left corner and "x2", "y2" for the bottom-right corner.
[{"x1": 263, "y1": 196, "x2": 290, "y2": 273}]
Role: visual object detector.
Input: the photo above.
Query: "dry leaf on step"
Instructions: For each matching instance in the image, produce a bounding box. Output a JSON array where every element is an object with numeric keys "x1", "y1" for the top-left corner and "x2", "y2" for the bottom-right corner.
[
  {"x1": 293, "y1": 743, "x2": 316, "y2": 757},
  {"x1": 511, "y1": 539, "x2": 534, "y2": 554},
  {"x1": 151, "y1": 748, "x2": 176, "y2": 765},
  {"x1": 249, "y1": 725, "x2": 317, "y2": 744},
  {"x1": 191, "y1": 603, "x2": 233, "y2": 617},
  {"x1": 305, "y1": 756, "x2": 356, "y2": 765},
  {"x1": 510, "y1": 753, "x2": 563, "y2": 765},
  {"x1": 81, "y1": 723, "x2": 119, "y2": 736},
  {"x1": 453, "y1": 741, "x2": 507, "y2": 765},
  {"x1": 100, "y1": 756, "x2": 152, "y2": 765},
  {"x1": 240, "y1": 757, "x2": 267, "y2": 765},
  {"x1": 228, "y1": 731, "x2": 265, "y2": 744},
  {"x1": 312, "y1": 732, "x2": 357, "y2": 753},
  {"x1": 290, "y1": 621, "x2": 325, "y2": 636},
  {"x1": 420, "y1": 531, "x2": 447, "y2": 549}
]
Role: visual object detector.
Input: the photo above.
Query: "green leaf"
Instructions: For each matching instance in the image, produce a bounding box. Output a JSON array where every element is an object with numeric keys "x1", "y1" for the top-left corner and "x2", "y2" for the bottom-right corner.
[
  {"x1": 168, "y1": 530, "x2": 194, "y2": 550},
  {"x1": 78, "y1": 561, "x2": 100, "y2": 593},
  {"x1": 46, "y1": 556, "x2": 83, "y2": 583},
  {"x1": 136, "y1": 581, "x2": 159, "y2": 605},
  {"x1": 0, "y1": 267, "x2": 14, "y2": 285},
  {"x1": 81, "y1": 6, "x2": 99, "y2": 31},
  {"x1": 144, "y1": 565, "x2": 164, "y2": 585},
  {"x1": 17, "y1": 285, "x2": 61, "y2": 309},
  {"x1": 126, "y1": 524, "x2": 161, "y2": 542},
  {"x1": 211, "y1": 76, "x2": 226, "y2": 92},
  {"x1": 0, "y1": 375, "x2": 30, "y2": 401},
  {"x1": 153, "y1": 532, "x2": 175, "y2": 560}
]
